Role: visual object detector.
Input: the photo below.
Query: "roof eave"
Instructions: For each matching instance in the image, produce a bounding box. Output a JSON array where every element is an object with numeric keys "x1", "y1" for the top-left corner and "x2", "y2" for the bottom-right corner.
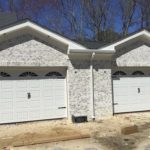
[
  {"x1": 99, "y1": 30, "x2": 150, "y2": 51},
  {"x1": 0, "y1": 20, "x2": 87, "y2": 50},
  {"x1": 69, "y1": 49, "x2": 116, "y2": 54}
]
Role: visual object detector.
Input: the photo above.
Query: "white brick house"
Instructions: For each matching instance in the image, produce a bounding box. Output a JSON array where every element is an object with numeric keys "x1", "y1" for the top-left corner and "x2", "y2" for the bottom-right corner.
[{"x1": 0, "y1": 19, "x2": 149, "y2": 124}]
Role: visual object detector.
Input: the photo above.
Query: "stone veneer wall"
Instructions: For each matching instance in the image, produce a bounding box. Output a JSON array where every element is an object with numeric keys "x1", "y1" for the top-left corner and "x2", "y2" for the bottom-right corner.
[
  {"x1": 68, "y1": 59, "x2": 113, "y2": 120},
  {"x1": 68, "y1": 60, "x2": 91, "y2": 119},
  {"x1": 113, "y1": 42, "x2": 150, "y2": 67},
  {"x1": 0, "y1": 35, "x2": 68, "y2": 66},
  {"x1": 93, "y1": 60, "x2": 113, "y2": 119}
]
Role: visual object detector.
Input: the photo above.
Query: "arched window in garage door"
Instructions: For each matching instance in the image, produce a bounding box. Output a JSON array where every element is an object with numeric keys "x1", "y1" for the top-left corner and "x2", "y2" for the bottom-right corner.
[
  {"x1": 132, "y1": 71, "x2": 144, "y2": 76},
  {"x1": 0, "y1": 72, "x2": 11, "y2": 77},
  {"x1": 113, "y1": 71, "x2": 126, "y2": 76},
  {"x1": 19, "y1": 72, "x2": 38, "y2": 77},
  {"x1": 45, "y1": 72, "x2": 64, "y2": 78}
]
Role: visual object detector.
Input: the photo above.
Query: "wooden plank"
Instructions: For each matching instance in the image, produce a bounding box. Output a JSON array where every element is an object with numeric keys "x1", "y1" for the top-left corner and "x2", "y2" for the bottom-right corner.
[{"x1": 0, "y1": 130, "x2": 90, "y2": 148}]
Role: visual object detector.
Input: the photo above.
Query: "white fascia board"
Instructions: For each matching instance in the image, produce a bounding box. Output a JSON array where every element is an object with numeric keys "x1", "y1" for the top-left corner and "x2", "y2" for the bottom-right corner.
[
  {"x1": 0, "y1": 22, "x2": 28, "y2": 35},
  {"x1": 69, "y1": 49, "x2": 115, "y2": 54},
  {"x1": 99, "y1": 30, "x2": 150, "y2": 51},
  {"x1": 0, "y1": 21, "x2": 86, "y2": 50},
  {"x1": 26, "y1": 22, "x2": 86, "y2": 49}
]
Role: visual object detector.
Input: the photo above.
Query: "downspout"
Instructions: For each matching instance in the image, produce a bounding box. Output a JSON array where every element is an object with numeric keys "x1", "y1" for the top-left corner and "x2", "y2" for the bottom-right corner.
[{"x1": 90, "y1": 52, "x2": 95, "y2": 120}]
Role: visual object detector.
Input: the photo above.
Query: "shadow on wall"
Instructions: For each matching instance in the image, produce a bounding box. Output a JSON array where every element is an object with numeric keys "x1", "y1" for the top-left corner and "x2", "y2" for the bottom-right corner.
[
  {"x1": 112, "y1": 41, "x2": 150, "y2": 67},
  {"x1": 0, "y1": 33, "x2": 67, "y2": 55},
  {"x1": 69, "y1": 59, "x2": 90, "y2": 69},
  {"x1": 93, "y1": 60, "x2": 112, "y2": 70},
  {"x1": 69, "y1": 58, "x2": 112, "y2": 70}
]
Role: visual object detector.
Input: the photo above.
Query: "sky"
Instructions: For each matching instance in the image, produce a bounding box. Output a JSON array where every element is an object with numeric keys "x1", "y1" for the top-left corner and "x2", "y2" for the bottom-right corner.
[{"x1": 0, "y1": 0, "x2": 143, "y2": 40}]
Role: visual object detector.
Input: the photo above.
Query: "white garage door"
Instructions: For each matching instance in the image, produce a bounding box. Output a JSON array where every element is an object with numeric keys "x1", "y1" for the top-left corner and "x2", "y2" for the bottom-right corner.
[
  {"x1": 113, "y1": 71, "x2": 150, "y2": 113},
  {"x1": 0, "y1": 70, "x2": 67, "y2": 124}
]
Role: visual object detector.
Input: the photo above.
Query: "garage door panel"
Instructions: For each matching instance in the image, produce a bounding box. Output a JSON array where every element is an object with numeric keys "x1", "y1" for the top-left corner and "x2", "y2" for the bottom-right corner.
[
  {"x1": 115, "y1": 99, "x2": 150, "y2": 104},
  {"x1": 0, "y1": 102, "x2": 13, "y2": 111},
  {"x1": 43, "y1": 80, "x2": 53, "y2": 87},
  {"x1": 55, "y1": 96, "x2": 65, "y2": 101},
  {"x1": 55, "y1": 109, "x2": 67, "y2": 118},
  {"x1": 114, "y1": 79, "x2": 138, "y2": 85},
  {"x1": 114, "y1": 84, "x2": 137, "y2": 88},
  {"x1": 41, "y1": 108, "x2": 66, "y2": 119},
  {"x1": 16, "y1": 81, "x2": 27, "y2": 88},
  {"x1": 13, "y1": 111, "x2": 28, "y2": 122},
  {"x1": 30, "y1": 90, "x2": 40, "y2": 98},
  {"x1": 43, "y1": 88, "x2": 53, "y2": 95},
  {"x1": 115, "y1": 103, "x2": 150, "y2": 113},
  {"x1": 27, "y1": 109, "x2": 41, "y2": 120},
  {"x1": 54, "y1": 79, "x2": 64, "y2": 82},
  {"x1": 16, "y1": 91, "x2": 27, "y2": 99},
  {"x1": 0, "y1": 69, "x2": 66, "y2": 124},
  {"x1": 114, "y1": 96, "x2": 139, "y2": 103},
  {"x1": 113, "y1": 77, "x2": 150, "y2": 113},
  {"x1": 55, "y1": 102, "x2": 65, "y2": 106},
  {"x1": 1, "y1": 81, "x2": 13, "y2": 89},
  {"x1": 41, "y1": 108, "x2": 56, "y2": 119},
  {"x1": 14, "y1": 101, "x2": 28, "y2": 110},
  {"x1": 43, "y1": 96, "x2": 53, "y2": 101},
  {"x1": 0, "y1": 91, "x2": 13, "y2": 100},
  {"x1": 55, "y1": 98, "x2": 65, "y2": 104},
  {"x1": 55, "y1": 91, "x2": 64, "y2": 96},
  {"x1": 42, "y1": 100, "x2": 54, "y2": 107},
  {"x1": 114, "y1": 87, "x2": 150, "y2": 96},
  {"x1": 114, "y1": 88, "x2": 137, "y2": 96},
  {"x1": 29, "y1": 101, "x2": 41, "y2": 108},
  {"x1": 0, "y1": 112, "x2": 13, "y2": 123},
  {"x1": 140, "y1": 88, "x2": 150, "y2": 94},
  {"x1": 28, "y1": 81, "x2": 40, "y2": 89}
]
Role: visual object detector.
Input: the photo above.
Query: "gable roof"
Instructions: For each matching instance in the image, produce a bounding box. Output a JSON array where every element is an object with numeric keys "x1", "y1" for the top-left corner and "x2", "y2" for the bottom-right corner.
[
  {"x1": 0, "y1": 19, "x2": 149, "y2": 54},
  {"x1": 0, "y1": 19, "x2": 116, "y2": 54},
  {"x1": 0, "y1": 19, "x2": 86, "y2": 50},
  {"x1": 99, "y1": 29, "x2": 150, "y2": 51}
]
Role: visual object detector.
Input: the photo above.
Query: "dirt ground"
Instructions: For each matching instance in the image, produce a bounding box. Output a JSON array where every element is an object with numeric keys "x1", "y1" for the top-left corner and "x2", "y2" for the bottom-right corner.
[
  {"x1": 0, "y1": 119, "x2": 90, "y2": 148},
  {"x1": 0, "y1": 112, "x2": 150, "y2": 150},
  {"x1": 92, "y1": 112, "x2": 150, "y2": 150},
  {"x1": 13, "y1": 138, "x2": 104, "y2": 150}
]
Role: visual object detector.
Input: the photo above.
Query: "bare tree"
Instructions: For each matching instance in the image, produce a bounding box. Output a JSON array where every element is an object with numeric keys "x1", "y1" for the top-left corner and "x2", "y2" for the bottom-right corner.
[
  {"x1": 138, "y1": 0, "x2": 150, "y2": 28},
  {"x1": 8, "y1": 0, "x2": 15, "y2": 12},
  {"x1": 118, "y1": 0, "x2": 137, "y2": 36},
  {"x1": 55, "y1": 0, "x2": 80, "y2": 38},
  {"x1": 47, "y1": 0, "x2": 86, "y2": 39},
  {"x1": 7, "y1": 0, "x2": 56, "y2": 20},
  {"x1": 7, "y1": 0, "x2": 20, "y2": 19},
  {"x1": 3, "y1": 0, "x2": 145, "y2": 41},
  {"x1": 83, "y1": 0, "x2": 112, "y2": 41}
]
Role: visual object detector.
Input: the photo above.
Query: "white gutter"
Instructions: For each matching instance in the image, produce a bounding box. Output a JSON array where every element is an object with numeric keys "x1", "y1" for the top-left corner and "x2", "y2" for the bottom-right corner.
[
  {"x1": 69, "y1": 49, "x2": 115, "y2": 54},
  {"x1": 90, "y1": 52, "x2": 95, "y2": 120}
]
